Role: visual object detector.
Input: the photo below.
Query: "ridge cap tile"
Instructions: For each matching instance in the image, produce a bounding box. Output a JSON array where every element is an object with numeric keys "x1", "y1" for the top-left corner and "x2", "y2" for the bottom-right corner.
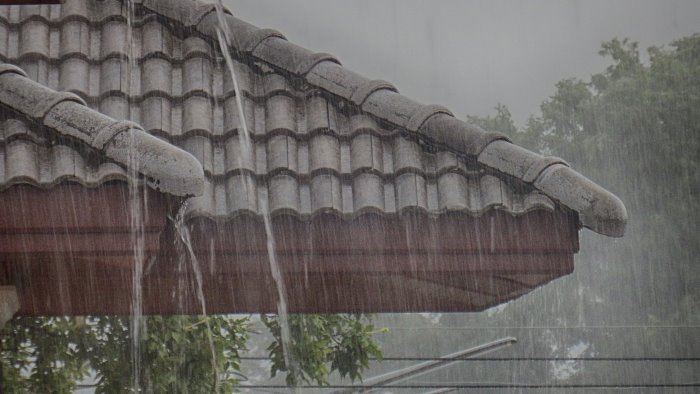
[
  {"x1": 406, "y1": 104, "x2": 453, "y2": 132},
  {"x1": 0, "y1": 72, "x2": 86, "y2": 122},
  {"x1": 0, "y1": 61, "x2": 205, "y2": 197},
  {"x1": 241, "y1": 28, "x2": 287, "y2": 54},
  {"x1": 350, "y1": 79, "x2": 398, "y2": 107}
]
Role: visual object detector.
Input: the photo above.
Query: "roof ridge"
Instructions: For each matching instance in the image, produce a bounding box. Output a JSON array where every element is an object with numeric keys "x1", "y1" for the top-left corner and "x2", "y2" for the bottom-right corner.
[
  {"x1": 151, "y1": 0, "x2": 624, "y2": 236},
  {"x1": 0, "y1": 62, "x2": 205, "y2": 197}
]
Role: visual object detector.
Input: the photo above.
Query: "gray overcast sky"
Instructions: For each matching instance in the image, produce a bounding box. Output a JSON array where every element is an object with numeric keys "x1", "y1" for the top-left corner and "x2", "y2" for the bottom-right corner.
[{"x1": 225, "y1": 0, "x2": 700, "y2": 123}]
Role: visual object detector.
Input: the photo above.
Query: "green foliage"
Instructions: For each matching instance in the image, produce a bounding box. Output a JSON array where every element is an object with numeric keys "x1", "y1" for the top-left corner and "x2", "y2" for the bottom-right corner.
[
  {"x1": 526, "y1": 35, "x2": 700, "y2": 268},
  {"x1": 467, "y1": 103, "x2": 518, "y2": 137},
  {"x1": 84, "y1": 315, "x2": 249, "y2": 393},
  {"x1": 0, "y1": 317, "x2": 89, "y2": 393},
  {"x1": 469, "y1": 33, "x2": 700, "y2": 324},
  {"x1": 592, "y1": 37, "x2": 642, "y2": 90},
  {"x1": 2, "y1": 313, "x2": 383, "y2": 392},
  {"x1": 465, "y1": 33, "x2": 700, "y2": 383},
  {"x1": 261, "y1": 314, "x2": 384, "y2": 386}
]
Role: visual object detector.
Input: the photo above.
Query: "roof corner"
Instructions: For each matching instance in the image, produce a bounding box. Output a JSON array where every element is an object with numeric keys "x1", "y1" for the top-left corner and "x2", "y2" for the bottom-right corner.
[
  {"x1": 0, "y1": 61, "x2": 205, "y2": 198},
  {"x1": 103, "y1": 127, "x2": 206, "y2": 197},
  {"x1": 478, "y1": 140, "x2": 627, "y2": 237},
  {"x1": 534, "y1": 164, "x2": 627, "y2": 237}
]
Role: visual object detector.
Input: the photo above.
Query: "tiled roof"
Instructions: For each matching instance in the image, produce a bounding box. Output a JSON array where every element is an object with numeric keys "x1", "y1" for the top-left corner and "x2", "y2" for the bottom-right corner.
[
  {"x1": 0, "y1": 0, "x2": 626, "y2": 236},
  {"x1": 0, "y1": 111, "x2": 128, "y2": 188},
  {"x1": 0, "y1": 63, "x2": 204, "y2": 196}
]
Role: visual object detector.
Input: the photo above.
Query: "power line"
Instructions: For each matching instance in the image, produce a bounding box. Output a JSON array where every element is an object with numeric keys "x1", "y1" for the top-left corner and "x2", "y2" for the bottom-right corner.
[
  {"x1": 382, "y1": 325, "x2": 700, "y2": 330},
  {"x1": 240, "y1": 356, "x2": 700, "y2": 362},
  {"x1": 239, "y1": 383, "x2": 700, "y2": 389}
]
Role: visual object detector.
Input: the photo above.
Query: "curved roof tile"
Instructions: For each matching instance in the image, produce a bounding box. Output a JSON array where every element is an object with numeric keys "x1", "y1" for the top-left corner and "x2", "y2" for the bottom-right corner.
[
  {"x1": 0, "y1": 62, "x2": 205, "y2": 197},
  {"x1": 0, "y1": 0, "x2": 626, "y2": 236}
]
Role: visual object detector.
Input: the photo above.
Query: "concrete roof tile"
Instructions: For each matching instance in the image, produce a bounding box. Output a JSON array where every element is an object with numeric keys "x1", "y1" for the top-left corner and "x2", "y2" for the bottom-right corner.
[
  {"x1": 0, "y1": 0, "x2": 626, "y2": 236},
  {"x1": 0, "y1": 63, "x2": 204, "y2": 197},
  {"x1": 0, "y1": 71, "x2": 86, "y2": 120},
  {"x1": 307, "y1": 61, "x2": 370, "y2": 101},
  {"x1": 362, "y1": 89, "x2": 419, "y2": 128},
  {"x1": 350, "y1": 133, "x2": 383, "y2": 173}
]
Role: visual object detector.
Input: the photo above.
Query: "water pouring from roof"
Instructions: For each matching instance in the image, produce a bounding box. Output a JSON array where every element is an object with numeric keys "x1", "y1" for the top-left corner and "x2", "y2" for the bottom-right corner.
[
  {"x1": 124, "y1": 0, "x2": 145, "y2": 389},
  {"x1": 213, "y1": 0, "x2": 299, "y2": 387}
]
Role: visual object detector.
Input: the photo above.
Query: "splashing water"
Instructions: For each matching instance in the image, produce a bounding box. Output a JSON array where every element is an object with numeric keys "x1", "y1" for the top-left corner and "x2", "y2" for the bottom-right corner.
[
  {"x1": 213, "y1": 2, "x2": 299, "y2": 386},
  {"x1": 172, "y1": 203, "x2": 220, "y2": 392}
]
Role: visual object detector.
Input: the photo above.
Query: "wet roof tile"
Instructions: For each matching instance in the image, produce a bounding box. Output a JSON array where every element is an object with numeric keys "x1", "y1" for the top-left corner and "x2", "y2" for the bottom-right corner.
[{"x1": 0, "y1": 0, "x2": 626, "y2": 235}]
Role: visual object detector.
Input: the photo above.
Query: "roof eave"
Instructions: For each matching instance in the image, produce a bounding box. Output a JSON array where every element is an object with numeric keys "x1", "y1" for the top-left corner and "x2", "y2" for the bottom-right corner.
[
  {"x1": 478, "y1": 140, "x2": 627, "y2": 237},
  {"x1": 0, "y1": 62, "x2": 205, "y2": 198},
  {"x1": 534, "y1": 165, "x2": 628, "y2": 237}
]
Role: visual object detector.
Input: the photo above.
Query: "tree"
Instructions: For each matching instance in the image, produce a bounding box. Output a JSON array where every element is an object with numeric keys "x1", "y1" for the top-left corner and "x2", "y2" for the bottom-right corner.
[
  {"x1": 523, "y1": 36, "x2": 700, "y2": 320},
  {"x1": 467, "y1": 103, "x2": 518, "y2": 138},
  {"x1": 1, "y1": 313, "x2": 382, "y2": 392},
  {"x1": 467, "y1": 34, "x2": 700, "y2": 382},
  {"x1": 262, "y1": 314, "x2": 384, "y2": 386}
]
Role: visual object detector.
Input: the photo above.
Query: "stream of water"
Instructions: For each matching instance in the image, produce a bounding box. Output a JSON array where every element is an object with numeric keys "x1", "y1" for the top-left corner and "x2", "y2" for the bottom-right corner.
[
  {"x1": 213, "y1": 1, "x2": 299, "y2": 386},
  {"x1": 124, "y1": 0, "x2": 144, "y2": 392},
  {"x1": 173, "y1": 203, "x2": 221, "y2": 392},
  {"x1": 121, "y1": 0, "x2": 297, "y2": 389}
]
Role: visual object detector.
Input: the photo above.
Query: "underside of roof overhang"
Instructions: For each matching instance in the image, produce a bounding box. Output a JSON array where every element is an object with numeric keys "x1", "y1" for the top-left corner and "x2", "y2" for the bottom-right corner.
[{"x1": 0, "y1": 182, "x2": 578, "y2": 315}]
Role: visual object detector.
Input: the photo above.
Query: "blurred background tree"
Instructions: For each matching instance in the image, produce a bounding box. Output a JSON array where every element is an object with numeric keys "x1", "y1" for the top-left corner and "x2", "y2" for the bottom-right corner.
[{"x1": 466, "y1": 34, "x2": 699, "y2": 382}]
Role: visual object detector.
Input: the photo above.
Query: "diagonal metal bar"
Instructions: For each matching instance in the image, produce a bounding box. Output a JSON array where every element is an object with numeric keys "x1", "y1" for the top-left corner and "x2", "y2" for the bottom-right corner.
[{"x1": 328, "y1": 336, "x2": 517, "y2": 394}]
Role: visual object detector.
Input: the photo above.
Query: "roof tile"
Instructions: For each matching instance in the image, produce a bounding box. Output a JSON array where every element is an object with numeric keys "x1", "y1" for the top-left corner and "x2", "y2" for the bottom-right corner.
[
  {"x1": 141, "y1": 57, "x2": 172, "y2": 95},
  {"x1": 0, "y1": 65, "x2": 204, "y2": 197},
  {"x1": 310, "y1": 173, "x2": 342, "y2": 213},
  {"x1": 143, "y1": 0, "x2": 215, "y2": 29},
  {"x1": 309, "y1": 134, "x2": 340, "y2": 174},
  {"x1": 479, "y1": 140, "x2": 544, "y2": 180},
  {"x1": 396, "y1": 172, "x2": 428, "y2": 211},
  {"x1": 350, "y1": 133, "x2": 383, "y2": 173},
  {"x1": 59, "y1": 20, "x2": 90, "y2": 57},
  {"x1": 267, "y1": 134, "x2": 297, "y2": 173},
  {"x1": 265, "y1": 94, "x2": 296, "y2": 133},
  {"x1": 44, "y1": 101, "x2": 114, "y2": 142},
  {"x1": 352, "y1": 172, "x2": 385, "y2": 213},
  {"x1": 534, "y1": 165, "x2": 626, "y2": 236},
  {"x1": 19, "y1": 21, "x2": 50, "y2": 58},
  {"x1": 141, "y1": 21, "x2": 173, "y2": 56},
  {"x1": 350, "y1": 79, "x2": 398, "y2": 107},
  {"x1": 100, "y1": 21, "x2": 128, "y2": 58},
  {"x1": 60, "y1": 0, "x2": 90, "y2": 20},
  {"x1": 99, "y1": 95, "x2": 129, "y2": 120},
  {"x1": 269, "y1": 174, "x2": 300, "y2": 213},
  {"x1": 0, "y1": 122, "x2": 127, "y2": 190},
  {"x1": 140, "y1": 96, "x2": 171, "y2": 133},
  {"x1": 224, "y1": 174, "x2": 257, "y2": 214},
  {"x1": 393, "y1": 137, "x2": 423, "y2": 172},
  {"x1": 0, "y1": 71, "x2": 85, "y2": 120},
  {"x1": 1, "y1": 0, "x2": 610, "y2": 231},
  {"x1": 362, "y1": 88, "x2": 419, "y2": 128},
  {"x1": 58, "y1": 57, "x2": 90, "y2": 95},
  {"x1": 307, "y1": 60, "x2": 370, "y2": 101},
  {"x1": 182, "y1": 96, "x2": 212, "y2": 134}
]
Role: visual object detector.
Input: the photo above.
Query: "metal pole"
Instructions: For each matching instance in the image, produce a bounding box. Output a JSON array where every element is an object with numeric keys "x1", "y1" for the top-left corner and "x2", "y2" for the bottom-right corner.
[
  {"x1": 329, "y1": 336, "x2": 517, "y2": 393},
  {"x1": 423, "y1": 389, "x2": 457, "y2": 394}
]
